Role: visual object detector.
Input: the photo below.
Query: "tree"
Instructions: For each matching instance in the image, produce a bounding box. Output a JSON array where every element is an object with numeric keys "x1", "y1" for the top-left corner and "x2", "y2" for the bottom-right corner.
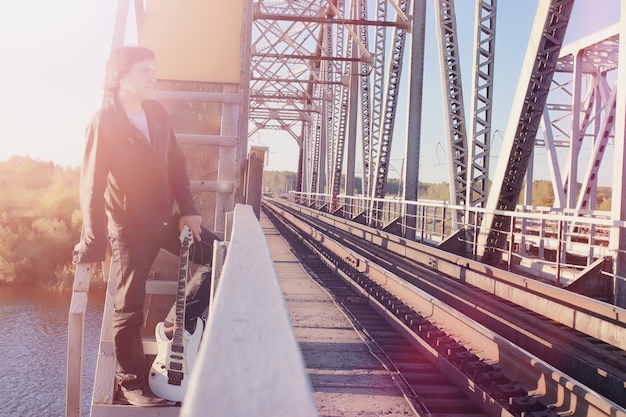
[
  {"x1": 529, "y1": 180, "x2": 555, "y2": 206},
  {"x1": 263, "y1": 171, "x2": 298, "y2": 195},
  {"x1": 0, "y1": 157, "x2": 81, "y2": 288}
]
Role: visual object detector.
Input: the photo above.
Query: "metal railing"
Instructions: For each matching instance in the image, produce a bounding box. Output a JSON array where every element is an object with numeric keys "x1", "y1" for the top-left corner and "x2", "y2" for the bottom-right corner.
[
  {"x1": 288, "y1": 191, "x2": 625, "y2": 290},
  {"x1": 300, "y1": 192, "x2": 454, "y2": 243}
]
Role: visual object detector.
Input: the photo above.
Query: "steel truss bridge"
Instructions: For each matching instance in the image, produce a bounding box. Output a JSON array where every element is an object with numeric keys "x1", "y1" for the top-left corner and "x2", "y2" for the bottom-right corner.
[
  {"x1": 247, "y1": 0, "x2": 626, "y2": 306},
  {"x1": 63, "y1": 2, "x2": 626, "y2": 416}
]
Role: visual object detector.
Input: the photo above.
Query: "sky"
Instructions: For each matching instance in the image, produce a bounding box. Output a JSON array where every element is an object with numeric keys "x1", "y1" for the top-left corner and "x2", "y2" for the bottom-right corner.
[
  {"x1": 0, "y1": 0, "x2": 622, "y2": 186},
  {"x1": 1, "y1": 1, "x2": 118, "y2": 167}
]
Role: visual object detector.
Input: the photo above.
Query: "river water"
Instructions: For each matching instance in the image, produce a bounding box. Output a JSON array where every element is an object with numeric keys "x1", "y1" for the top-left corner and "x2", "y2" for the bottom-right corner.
[{"x1": 0, "y1": 285, "x2": 104, "y2": 417}]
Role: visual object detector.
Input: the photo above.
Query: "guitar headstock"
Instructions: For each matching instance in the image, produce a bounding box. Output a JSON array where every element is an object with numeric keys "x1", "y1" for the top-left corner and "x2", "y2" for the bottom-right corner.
[{"x1": 179, "y1": 225, "x2": 193, "y2": 248}]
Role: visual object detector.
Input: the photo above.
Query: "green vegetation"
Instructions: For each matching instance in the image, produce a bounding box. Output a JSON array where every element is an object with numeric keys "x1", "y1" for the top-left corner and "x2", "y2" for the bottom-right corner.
[
  {"x1": 0, "y1": 157, "x2": 81, "y2": 289},
  {"x1": 522, "y1": 179, "x2": 612, "y2": 210},
  {"x1": 262, "y1": 171, "x2": 298, "y2": 195},
  {"x1": 262, "y1": 171, "x2": 459, "y2": 201}
]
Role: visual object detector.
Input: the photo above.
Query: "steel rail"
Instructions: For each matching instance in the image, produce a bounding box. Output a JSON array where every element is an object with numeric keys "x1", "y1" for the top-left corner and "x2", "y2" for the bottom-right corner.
[
  {"x1": 299, "y1": 208, "x2": 626, "y2": 405},
  {"x1": 265, "y1": 206, "x2": 483, "y2": 417},
  {"x1": 288, "y1": 195, "x2": 618, "y2": 315},
  {"x1": 263, "y1": 198, "x2": 626, "y2": 417},
  {"x1": 282, "y1": 194, "x2": 626, "y2": 328}
]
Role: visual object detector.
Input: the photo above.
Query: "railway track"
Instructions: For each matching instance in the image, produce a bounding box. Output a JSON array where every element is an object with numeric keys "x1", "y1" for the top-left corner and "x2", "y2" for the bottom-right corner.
[
  {"x1": 266, "y1": 207, "x2": 488, "y2": 417},
  {"x1": 263, "y1": 198, "x2": 626, "y2": 417}
]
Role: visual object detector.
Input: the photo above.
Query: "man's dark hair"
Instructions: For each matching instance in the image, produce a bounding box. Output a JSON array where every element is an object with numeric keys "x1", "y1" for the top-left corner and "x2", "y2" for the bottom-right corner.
[{"x1": 104, "y1": 46, "x2": 155, "y2": 96}]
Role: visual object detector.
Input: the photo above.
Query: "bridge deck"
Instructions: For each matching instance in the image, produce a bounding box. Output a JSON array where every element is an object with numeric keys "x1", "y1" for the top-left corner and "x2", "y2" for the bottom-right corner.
[{"x1": 261, "y1": 213, "x2": 416, "y2": 416}]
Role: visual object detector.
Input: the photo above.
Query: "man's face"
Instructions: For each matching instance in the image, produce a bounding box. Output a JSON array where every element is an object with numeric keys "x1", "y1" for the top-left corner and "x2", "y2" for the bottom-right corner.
[{"x1": 119, "y1": 59, "x2": 156, "y2": 101}]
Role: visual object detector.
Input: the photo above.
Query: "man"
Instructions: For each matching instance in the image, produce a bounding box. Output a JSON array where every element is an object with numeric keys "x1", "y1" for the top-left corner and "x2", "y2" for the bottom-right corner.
[{"x1": 74, "y1": 45, "x2": 218, "y2": 406}]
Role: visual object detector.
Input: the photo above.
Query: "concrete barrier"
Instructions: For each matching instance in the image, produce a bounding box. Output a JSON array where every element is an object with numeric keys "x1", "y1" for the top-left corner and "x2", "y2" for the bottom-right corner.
[{"x1": 180, "y1": 204, "x2": 318, "y2": 417}]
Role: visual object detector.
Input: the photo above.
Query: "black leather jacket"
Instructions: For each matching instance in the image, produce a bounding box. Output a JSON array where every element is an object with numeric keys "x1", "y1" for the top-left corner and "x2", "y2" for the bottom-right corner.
[{"x1": 74, "y1": 98, "x2": 199, "y2": 263}]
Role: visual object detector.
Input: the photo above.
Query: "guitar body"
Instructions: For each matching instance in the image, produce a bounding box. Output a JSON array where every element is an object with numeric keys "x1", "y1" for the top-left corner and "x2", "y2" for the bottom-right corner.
[
  {"x1": 147, "y1": 225, "x2": 203, "y2": 402},
  {"x1": 149, "y1": 317, "x2": 204, "y2": 402}
]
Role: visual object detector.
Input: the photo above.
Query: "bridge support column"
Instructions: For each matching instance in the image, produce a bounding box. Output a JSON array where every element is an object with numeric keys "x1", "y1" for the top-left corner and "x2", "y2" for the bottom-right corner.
[
  {"x1": 609, "y1": 2, "x2": 626, "y2": 307},
  {"x1": 345, "y1": 36, "x2": 359, "y2": 197},
  {"x1": 403, "y1": 0, "x2": 427, "y2": 240}
]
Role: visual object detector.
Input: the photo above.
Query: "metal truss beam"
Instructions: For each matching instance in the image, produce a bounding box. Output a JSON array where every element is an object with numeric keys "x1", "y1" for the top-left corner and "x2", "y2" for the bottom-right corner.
[
  {"x1": 466, "y1": 0, "x2": 496, "y2": 209},
  {"x1": 252, "y1": 53, "x2": 368, "y2": 63},
  {"x1": 434, "y1": 0, "x2": 468, "y2": 207},
  {"x1": 310, "y1": 107, "x2": 322, "y2": 193},
  {"x1": 308, "y1": 26, "x2": 325, "y2": 194},
  {"x1": 609, "y1": 2, "x2": 626, "y2": 307},
  {"x1": 250, "y1": 105, "x2": 318, "y2": 113},
  {"x1": 576, "y1": 85, "x2": 617, "y2": 211},
  {"x1": 250, "y1": 93, "x2": 331, "y2": 103},
  {"x1": 536, "y1": 25, "x2": 619, "y2": 212},
  {"x1": 254, "y1": 13, "x2": 407, "y2": 28},
  {"x1": 367, "y1": 0, "x2": 388, "y2": 198},
  {"x1": 358, "y1": 0, "x2": 373, "y2": 197},
  {"x1": 250, "y1": 0, "x2": 416, "y2": 202},
  {"x1": 250, "y1": 1, "x2": 327, "y2": 196},
  {"x1": 370, "y1": 0, "x2": 410, "y2": 200},
  {"x1": 480, "y1": 0, "x2": 575, "y2": 264},
  {"x1": 404, "y1": 0, "x2": 427, "y2": 240},
  {"x1": 324, "y1": 15, "x2": 337, "y2": 195},
  {"x1": 330, "y1": 0, "x2": 351, "y2": 200},
  {"x1": 251, "y1": 77, "x2": 344, "y2": 85},
  {"x1": 539, "y1": 108, "x2": 567, "y2": 207}
]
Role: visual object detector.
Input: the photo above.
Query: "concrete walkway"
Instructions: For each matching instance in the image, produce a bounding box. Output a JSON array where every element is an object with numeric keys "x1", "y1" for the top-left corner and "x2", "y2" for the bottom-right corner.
[{"x1": 261, "y1": 213, "x2": 416, "y2": 417}]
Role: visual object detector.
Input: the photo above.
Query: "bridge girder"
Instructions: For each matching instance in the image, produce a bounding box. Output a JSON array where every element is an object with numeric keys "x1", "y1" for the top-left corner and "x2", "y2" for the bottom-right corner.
[
  {"x1": 467, "y1": 0, "x2": 497, "y2": 210},
  {"x1": 250, "y1": 0, "x2": 408, "y2": 198},
  {"x1": 536, "y1": 26, "x2": 620, "y2": 212},
  {"x1": 479, "y1": 0, "x2": 575, "y2": 264},
  {"x1": 434, "y1": 0, "x2": 469, "y2": 208}
]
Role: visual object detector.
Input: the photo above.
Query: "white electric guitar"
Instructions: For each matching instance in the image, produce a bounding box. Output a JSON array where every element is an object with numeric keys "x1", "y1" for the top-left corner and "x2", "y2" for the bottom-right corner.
[{"x1": 149, "y1": 225, "x2": 203, "y2": 402}]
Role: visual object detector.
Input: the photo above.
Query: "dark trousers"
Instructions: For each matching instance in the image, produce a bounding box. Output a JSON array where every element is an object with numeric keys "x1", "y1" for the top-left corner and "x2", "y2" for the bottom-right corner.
[{"x1": 109, "y1": 223, "x2": 218, "y2": 390}]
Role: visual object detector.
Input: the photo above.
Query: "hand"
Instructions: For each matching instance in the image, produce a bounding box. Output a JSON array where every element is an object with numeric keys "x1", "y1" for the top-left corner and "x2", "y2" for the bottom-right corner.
[{"x1": 179, "y1": 214, "x2": 203, "y2": 241}]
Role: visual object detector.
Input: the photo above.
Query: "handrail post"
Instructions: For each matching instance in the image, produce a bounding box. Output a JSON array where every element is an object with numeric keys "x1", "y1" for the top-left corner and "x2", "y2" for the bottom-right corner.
[
  {"x1": 65, "y1": 263, "x2": 92, "y2": 417},
  {"x1": 420, "y1": 205, "x2": 426, "y2": 242},
  {"x1": 556, "y1": 219, "x2": 564, "y2": 286},
  {"x1": 473, "y1": 211, "x2": 479, "y2": 261},
  {"x1": 508, "y1": 215, "x2": 515, "y2": 272},
  {"x1": 441, "y1": 206, "x2": 447, "y2": 238}
]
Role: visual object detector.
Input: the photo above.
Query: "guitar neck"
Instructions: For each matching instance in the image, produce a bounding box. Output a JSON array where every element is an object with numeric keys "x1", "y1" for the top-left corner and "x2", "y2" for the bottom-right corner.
[{"x1": 173, "y1": 233, "x2": 192, "y2": 346}]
